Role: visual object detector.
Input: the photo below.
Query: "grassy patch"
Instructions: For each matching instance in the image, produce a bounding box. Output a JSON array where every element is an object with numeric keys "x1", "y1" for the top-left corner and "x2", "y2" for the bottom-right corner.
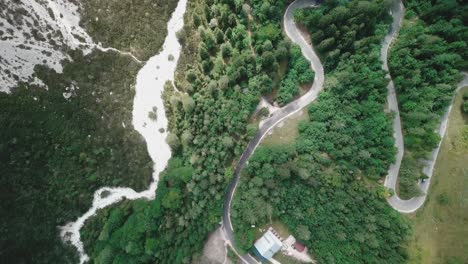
[
  {"x1": 254, "y1": 220, "x2": 291, "y2": 240},
  {"x1": 390, "y1": 0, "x2": 466, "y2": 199},
  {"x1": 80, "y1": 0, "x2": 177, "y2": 60},
  {"x1": 227, "y1": 246, "x2": 239, "y2": 263},
  {"x1": 397, "y1": 153, "x2": 424, "y2": 199},
  {"x1": 406, "y1": 87, "x2": 468, "y2": 264},
  {"x1": 262, "y1": 109, "x2": 309, "y2": 146}
]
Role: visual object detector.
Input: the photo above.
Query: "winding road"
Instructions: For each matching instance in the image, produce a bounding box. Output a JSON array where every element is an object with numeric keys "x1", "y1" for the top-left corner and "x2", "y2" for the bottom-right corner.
[
  {"x1": 222, "y1": 0, "x2": 467, "y2": 262},
  {"x1": 385, "y1": 71, "x2": 468, "y2": 213},
  {"x1": 381, "y1": 1, "x2": 468, "y2": 213},
  {"x1": 222, "y1": 0, "x2": 324, "y2": 263}
]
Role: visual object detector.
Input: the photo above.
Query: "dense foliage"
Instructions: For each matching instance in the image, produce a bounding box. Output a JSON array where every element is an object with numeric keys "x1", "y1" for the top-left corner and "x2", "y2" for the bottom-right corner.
[
  {"x1": 388, "y1": 0, "x2": 466, "y2": 198},
  {"x1": 0, "y1": 50, "x2": 152, "y2": 263},
  {"x1": 277, "y1": 44, "x2": 315, "y2": 105},
  {"x1": 233, "y1": 1, "x2": 411, "y2": 263},
  {"x1": 295, "y1": 0, "x2": 392, "y2": 70},
  {"x1": 80, "y1": 0, "x2": 315, "y2": 263},
  {"x1": 294, "y1": 0, "x2": 396, "y2": 178},
  {"x1": 232, "y1": 146, "x2": 410, "y2": 263},
  {"x1": 80, "y1": 0, "x2": 178, "y2": 60}
]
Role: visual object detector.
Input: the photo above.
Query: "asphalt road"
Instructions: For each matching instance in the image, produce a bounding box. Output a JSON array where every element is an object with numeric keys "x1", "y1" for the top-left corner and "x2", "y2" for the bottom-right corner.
[
  {"x1": 382, "y1": 1, "x2": 468, "y2": 213},
  {"x1": 221, "y1": 0, "x2": 467, "y2": 262},
  {"x1": 221, "y1": 0, "x2": 324, "y2": 263},
  {"x1": 385, "y1": 72, "x2": 468, "y2": 213}
]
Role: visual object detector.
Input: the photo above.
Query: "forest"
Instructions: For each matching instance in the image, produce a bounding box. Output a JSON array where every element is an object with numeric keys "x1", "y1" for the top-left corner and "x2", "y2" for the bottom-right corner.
[
  {"x1": 233, "y1": 0, "x2": 412, "y2": 263},
  {"x1": 0, "y1": 1, "x2": 178, "y2": 262},
  {"x1": 232, "y1": 145, "x2": 410, "y2": 263},
  {"x1": 388, "y1": 0, "x2": 467, "y2": 198},
  {"x1": 277, "y1": 44, "x2": 315, "y2": 105},
  {"x1": 79, "y1": 0, "x2": 317, "y2": 263},
  {"x1": 0, "y1": 50, "x2": 152, "y2": 263},
  {"x1": 4, "y1": 0, "x2": 464, "y2": 262},
  {"x1": 80, "y1": 0, "x2": 178, "y2": 60}
]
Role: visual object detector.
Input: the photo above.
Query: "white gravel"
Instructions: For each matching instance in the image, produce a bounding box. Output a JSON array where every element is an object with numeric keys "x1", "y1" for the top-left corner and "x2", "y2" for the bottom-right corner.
[
  {"x1": 0, "y1": 0, "x2": 96, "y2": 92},
  {"x1": 0, "y1": 0, "x2": 142, "y2": 93},
  {"x1": 58, "y1": 0, "x2": 188, "y2": 263}
]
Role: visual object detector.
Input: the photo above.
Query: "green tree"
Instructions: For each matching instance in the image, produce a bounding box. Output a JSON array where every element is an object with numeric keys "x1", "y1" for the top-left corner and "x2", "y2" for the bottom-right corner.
[
  {"x1": 192, "y1": 13, "x2": 202, "y2": 27},
  {"x1": 166, "y1": 133, "x2": 181, "y2": 150},
  {"x1": 221, "y1": 43, "x2": 232, "y2": 58},
  {"x1": 198, "y1": 43, "x2": 209, "y2": 60},
  {"x1": 162, "y1": 188, "x2": 182, "y2": 209},
  {"x1": 296, "y1": 225, "x2": 311, "y2": 241}
]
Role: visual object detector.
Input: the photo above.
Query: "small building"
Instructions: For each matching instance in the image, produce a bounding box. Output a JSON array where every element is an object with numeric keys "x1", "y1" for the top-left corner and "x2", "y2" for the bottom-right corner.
[
  {"x1": 293, "y1": 242, "x2": 305, "y2": 253},
  {"x1": 253, "y1": 229, "x2": 283, "y2": 261}
]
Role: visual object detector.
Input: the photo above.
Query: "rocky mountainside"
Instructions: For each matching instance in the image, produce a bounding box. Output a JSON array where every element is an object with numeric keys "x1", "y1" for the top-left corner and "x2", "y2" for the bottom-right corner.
[{"x1": 0, "y1": 0, "x2": 93, "y2": 91}]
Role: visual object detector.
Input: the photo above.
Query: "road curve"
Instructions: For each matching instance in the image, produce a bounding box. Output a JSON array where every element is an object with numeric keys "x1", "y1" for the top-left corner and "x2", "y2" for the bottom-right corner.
[
  {"x1": 385, "y1": 72, "x2": 468, "y2": 213},
  {"x1": 221, "y1": 0, "x2": 467, "y2": 261},
  {"x1": 382, "y1": 1, "x2": 468, "y2": 213},
  {"x1": 221, "y1": 0, "x2": 324, "y2": 262}
]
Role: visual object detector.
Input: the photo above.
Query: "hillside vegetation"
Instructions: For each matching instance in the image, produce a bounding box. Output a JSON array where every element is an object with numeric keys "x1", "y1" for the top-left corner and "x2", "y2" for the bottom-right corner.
[
  {"x1": 0, "y1": 50, "x2": 152, "y2": 263},
  {"x1": 407, "y1": 87, "x2": 468, "y2": 264},
  {"x1": 80, "y1": 0, "x2": 178, "y2": 60},
  {"x1": 0, "y1": 0, "x2": 179, "y2": 261},
  {"x1": 79, "y1": 0, "x2": 315, "y2": 262},
  {"x1": 389, "y1": 0, "x2": 467, "y2": 198},
  {"x1": 233, "y1": 1, "x2": 410, "y2": 263}
]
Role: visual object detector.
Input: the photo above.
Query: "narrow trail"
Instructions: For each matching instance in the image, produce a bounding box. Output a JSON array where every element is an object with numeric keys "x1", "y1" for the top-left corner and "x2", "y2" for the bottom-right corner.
[
  {"x1": 59, "y1": 0, "x2": 187, "y2": 263},
  {"x1": 79, "y1": 43, "x2": 145, "y2": 64},
  {"x1": 0, "y1": 0, "x2": 143, "y2": 92},
  {"x1": 46, "y1": 0, "x2": 144, "y2": 63}
]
